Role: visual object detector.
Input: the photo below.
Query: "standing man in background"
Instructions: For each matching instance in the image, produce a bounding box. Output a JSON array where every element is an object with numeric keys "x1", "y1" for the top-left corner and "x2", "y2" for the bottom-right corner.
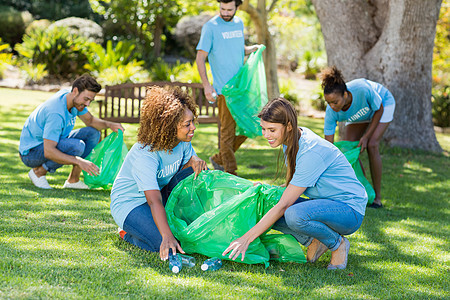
[{"x1": 196, "y1": 0, "x2": 258, "y2": 176}]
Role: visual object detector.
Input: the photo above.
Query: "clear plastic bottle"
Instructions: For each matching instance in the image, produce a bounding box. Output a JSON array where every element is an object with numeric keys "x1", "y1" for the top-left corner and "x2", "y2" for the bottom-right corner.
[
  {"x1": 201, "y1": 257, "x2": 222, "y2": 271},
  {"x1": 208, "y1": 92, "x2": 218, "y2": 105},
  {"x1": 180, "y1": 254, "x2": 196, "y2": 268},
  {"x1": 168, "y1": 250, "x2": 182, "y2": 274}
]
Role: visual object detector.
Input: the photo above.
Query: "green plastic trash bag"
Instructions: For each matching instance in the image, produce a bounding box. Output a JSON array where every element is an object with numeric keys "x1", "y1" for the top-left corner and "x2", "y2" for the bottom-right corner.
[
  {"x1": 334, "y1": 141, "x2": 375, "y2": 205},
  {"x1": 165, "y1": 170, "x2": 306, "y2": 268},
  {"x1": 82, "y1": 130, "x2": 128, "y2": 189},
  {"x1": 260, "y1": 234, "x2": 306, "y2": 263},
  {"x1": 221, "y1": 45, "x2": 268, "y2": 138}
]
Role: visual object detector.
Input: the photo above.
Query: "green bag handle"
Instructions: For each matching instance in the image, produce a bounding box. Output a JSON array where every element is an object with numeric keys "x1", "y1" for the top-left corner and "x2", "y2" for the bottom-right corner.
[
  {"x1": 334, "y1": 141, "x2": 376, "y2": 205},
  {"x1": 221, "y1": 45, "x2": 268, "y2": 138}
]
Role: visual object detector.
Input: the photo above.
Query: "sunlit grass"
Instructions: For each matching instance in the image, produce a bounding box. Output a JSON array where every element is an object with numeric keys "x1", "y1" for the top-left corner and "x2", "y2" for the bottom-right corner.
[{"x1": 0, "y1": 87, "x2": 449, "y2": 299}]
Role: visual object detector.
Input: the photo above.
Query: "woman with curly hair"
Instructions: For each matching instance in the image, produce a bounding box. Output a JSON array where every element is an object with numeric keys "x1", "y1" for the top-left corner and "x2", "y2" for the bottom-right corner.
[
  {"x1": 320, "y1": 66, "x2": 396, "y2": 208},
  {"x1": 110, "y1": 86, "x2": 207, "y2": 260}
]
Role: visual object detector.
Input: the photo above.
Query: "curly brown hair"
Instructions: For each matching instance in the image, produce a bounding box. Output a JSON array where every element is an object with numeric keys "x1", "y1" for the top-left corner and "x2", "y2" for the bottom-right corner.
[
  {"x1": 137, "y1": 86, "x2": 198, "y2": 152},
  {"x1": 320, "y1": 66, "x2": 347, "y2": 95}
]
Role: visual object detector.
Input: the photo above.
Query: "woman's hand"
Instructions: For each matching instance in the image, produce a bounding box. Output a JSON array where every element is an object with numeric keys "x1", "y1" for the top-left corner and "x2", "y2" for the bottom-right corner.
[
  {"x1": 222, "y1": 236, "x2": 251, "y2": 261},
  {"x1": 187, "y1": 156, "x2": 208, "y2": 179},
  {"x1": 358, "y1": 135, "x2": 369, "y2": 153},
  {"x1": 160, "y1": 234, "x2": 185, "y2": 261}
]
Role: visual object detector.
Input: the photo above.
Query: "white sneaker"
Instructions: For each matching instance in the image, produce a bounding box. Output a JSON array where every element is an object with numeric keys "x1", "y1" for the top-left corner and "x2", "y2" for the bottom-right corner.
[
  {"x1": 28, "y1": 169, "x2": 52, "y2": 189},
  {"x1": 63, "y1": 180, "x2": 89, "y2": 189}
]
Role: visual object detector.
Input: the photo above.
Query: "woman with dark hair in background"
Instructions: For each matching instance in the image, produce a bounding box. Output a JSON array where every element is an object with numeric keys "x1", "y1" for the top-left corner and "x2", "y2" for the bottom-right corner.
[{"x1": 321, "y1": 66, "x2": 396, "y2": 208}]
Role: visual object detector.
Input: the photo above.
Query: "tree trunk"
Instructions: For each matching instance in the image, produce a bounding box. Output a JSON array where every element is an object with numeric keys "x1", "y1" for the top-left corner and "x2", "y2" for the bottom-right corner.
[
  {"x1": 153, "y1": 15, "x2": 164, "y2": 58},
  {"x1": 241, "y1": 0, "x2": 280, "y2": 100},
  {"x1": 312, "y1": 0, "x2": 442, "y2": 152}
]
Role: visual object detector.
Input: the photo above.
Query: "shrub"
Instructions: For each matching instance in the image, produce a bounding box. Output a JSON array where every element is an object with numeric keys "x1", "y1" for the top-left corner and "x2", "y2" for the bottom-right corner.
[
  {"x1": 84, "y1": 40, "x2": 140, "y2": 73},
  {"x1": 149, "y1": 60, "x2": 211, "y2": 83},
  {"x1": 19, "y1": 63, "x2": 48, "y2": 84},
  {"x1": 0, "y1": 39, "x2": 14, "y2": 79},
  {"x1": 432, "y1": 85, "x2": 450, "y2": 128},
  {"x1": 299, "y1": 50, "x2": 326, "y2": 80},
  {"x1": 48, "y1": 17, "x2": 103, "y2": 44},
  {"x1": 4, "y1": 0, "x2": 96, "y2": 21},
  {"x1": 15, "y1": 27, "x2": 94, "y2": 79},
  {"x1": 25, "y1": 19, "x2": 52, "y2": 35},
  {"x1": 0, "y1": 6, "x2": 33, "y2": 47},
  {"x1": 310, "y1": 88, "x2": 327, "y2": 111},
  {"x1": 279, "y1": 78, "x2": 299, "y2": 105},
  {"x1": 270, "y1": 10, "x2": 326, "y2": 76},
  {"x1": 173, "y1": 61, "x2": 207, "y2": 83},
  {"x1": 96, "y1": 64, "x2": 150, "y2": 86},
  {"x1": 84, "y1": 40, "x2": 148, "y2": 86},
  {"x1": 433, "y1": 1, "x2": 450, "y2": 88},
  {"x1": 150, "y1": 59, "x2": 178, "y2": 82}
]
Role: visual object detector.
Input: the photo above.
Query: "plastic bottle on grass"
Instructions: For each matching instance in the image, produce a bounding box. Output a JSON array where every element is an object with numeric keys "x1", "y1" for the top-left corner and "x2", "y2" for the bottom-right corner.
[
  {"x1": 180, "y1": 254, "x2": 196, "y2": 267},
  {"x1": 168, "y1": 250, "x2": 196, "y2": 273},
  {"x1": 168, "y1": 249, "x2": 182, "y2": 273},
  {"x1": 201, "y1": 257, "x2": 222, "y2": 271}
]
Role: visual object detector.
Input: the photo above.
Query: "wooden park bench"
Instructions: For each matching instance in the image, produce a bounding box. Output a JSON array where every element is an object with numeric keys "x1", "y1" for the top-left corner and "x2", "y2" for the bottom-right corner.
[{"x1": 97, "y1": 81, "x2": 220, "y2": 142}]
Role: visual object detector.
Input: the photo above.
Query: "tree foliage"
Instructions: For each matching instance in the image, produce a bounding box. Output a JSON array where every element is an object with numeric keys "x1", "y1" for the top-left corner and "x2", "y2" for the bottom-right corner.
[
  {"x1": 433, "y1": 0, "x2": 450, "y2": 87},
  {"x1": 0, "y1": 0, "x2": 96, "y2": 20},
  {"x1": 89, "y1": 0, "x2": 182, "y2": 63},
  {"x1": 14, "y1": 27, "x2": 92, "y2": 79},
  {"x1": 0, "y1": 5, "x2": 32, "y2": 47}
]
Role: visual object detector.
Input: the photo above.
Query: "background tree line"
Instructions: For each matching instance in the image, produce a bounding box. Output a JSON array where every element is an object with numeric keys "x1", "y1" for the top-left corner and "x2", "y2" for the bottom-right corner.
[{"x1": 0, "y1": 0, "x2": 448, "y2": 152}]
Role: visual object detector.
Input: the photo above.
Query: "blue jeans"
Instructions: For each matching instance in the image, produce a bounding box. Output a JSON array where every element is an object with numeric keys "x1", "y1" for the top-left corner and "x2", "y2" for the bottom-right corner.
[
  {"x1": 20, "y1": 127, "x2": 100, "y2": 173},
  {"x1": 122, "y1": 167, "x2": 194, "y2": 252},
  {"x1": 273, "y1": 198, "x2": 364, "y2": 251}
]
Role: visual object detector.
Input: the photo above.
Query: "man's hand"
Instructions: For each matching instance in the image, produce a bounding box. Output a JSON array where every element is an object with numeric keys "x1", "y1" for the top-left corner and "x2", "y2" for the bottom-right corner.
[
  {"x1": 76, "y1": 157, "x2": 100, "y2": 176},
  {"x1": 109, "y1": 122, "x2": 125, "y2": 133},
  {"x1": 245, "y1": 44, "x2": 260, "y2": 55},
  {"x1": 204, "y1": 85, "x2": 217, "y2": 104}
]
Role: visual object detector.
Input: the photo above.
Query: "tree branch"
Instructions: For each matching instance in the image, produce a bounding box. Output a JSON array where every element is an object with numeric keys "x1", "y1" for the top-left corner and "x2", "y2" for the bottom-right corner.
[
  {"x1": 241, "y1": 0, "x2": 264, "y2": 28},
  {"x1": 268, "y1": 0, "x2": 279, "y2": 13}
]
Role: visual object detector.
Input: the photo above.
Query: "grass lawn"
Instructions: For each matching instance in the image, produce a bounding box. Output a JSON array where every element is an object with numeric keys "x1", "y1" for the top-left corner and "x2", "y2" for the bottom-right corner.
[{"x1": 0, "y1": 87, "x2": 449, "y2": 299}]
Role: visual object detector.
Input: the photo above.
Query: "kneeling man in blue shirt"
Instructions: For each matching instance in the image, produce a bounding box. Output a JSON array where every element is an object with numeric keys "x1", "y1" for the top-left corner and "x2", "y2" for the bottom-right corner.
[{"x1": 19, "y1": 74, "x2": 124, "y2": 189}]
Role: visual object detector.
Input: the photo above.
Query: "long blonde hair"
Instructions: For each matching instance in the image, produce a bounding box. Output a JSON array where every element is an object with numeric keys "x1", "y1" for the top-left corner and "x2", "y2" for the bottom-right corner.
[{"x1": 258, "y1": 97, "x2": 300, "y2": 185}]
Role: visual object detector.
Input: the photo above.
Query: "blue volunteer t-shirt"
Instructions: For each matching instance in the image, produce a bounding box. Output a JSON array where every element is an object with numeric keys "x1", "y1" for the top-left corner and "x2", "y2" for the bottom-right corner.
[
  {"x1": 110, "y1": 141, "x2": 195, "y2": 228},
  {"x1": 286, "y1": 127, "x2": 368, "y2": 216},
  {"x1": 19, "y1": 89, "x2": 88, "y2": 155},
  {"x1": 196, "y1": 15, "x2": 245, "y2": 94},
  {"x1": 324, "y1": 78, "x2": 395, "y2": 135}
]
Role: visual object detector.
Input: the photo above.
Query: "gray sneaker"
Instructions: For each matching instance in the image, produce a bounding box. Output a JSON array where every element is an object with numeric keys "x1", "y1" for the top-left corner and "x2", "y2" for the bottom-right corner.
[{"x1": 209, "y1": 156, "x2": 224, "y2": 171}]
